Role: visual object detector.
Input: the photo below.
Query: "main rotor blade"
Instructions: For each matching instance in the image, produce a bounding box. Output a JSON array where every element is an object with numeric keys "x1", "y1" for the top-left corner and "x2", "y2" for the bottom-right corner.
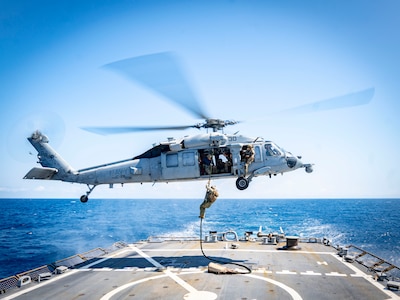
[
  {"x1": 278, "y1": 87, "x2": 375, "y2": 115},
  {"x1": 81, "y1": 125, "x2": 196, "y2": 135},
  {"x1": 104, "y1": 52, "x2": 208, "y2": 119}
]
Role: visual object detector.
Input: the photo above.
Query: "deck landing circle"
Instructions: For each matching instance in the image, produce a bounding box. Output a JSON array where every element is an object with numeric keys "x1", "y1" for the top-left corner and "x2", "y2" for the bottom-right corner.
[{"x1": 184, "y1": 291, "x2": 217, "y2": 300}]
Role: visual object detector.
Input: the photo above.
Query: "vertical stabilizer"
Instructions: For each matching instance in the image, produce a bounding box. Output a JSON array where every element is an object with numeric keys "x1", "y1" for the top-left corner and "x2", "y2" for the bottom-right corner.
[{"x1": 25, "y1": 131, "x2": 76, "y2": 180}]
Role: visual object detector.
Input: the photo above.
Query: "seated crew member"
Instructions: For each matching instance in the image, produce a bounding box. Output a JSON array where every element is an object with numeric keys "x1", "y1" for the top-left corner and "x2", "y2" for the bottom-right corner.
[
  {"x1": 218, "y1": 151, "x2": 229, "y2": 173},
  {"x1": 218, "y1": 151, "x2": 232, "y2": 173}
]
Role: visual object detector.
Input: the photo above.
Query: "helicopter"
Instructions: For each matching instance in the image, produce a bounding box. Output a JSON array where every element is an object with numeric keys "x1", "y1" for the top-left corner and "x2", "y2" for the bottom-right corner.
[{"x1": 23, "y1": 53, "x2": 374, "y2": 202}]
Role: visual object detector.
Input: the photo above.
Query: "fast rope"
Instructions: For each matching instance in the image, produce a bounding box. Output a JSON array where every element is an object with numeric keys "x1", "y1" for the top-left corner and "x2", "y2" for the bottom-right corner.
[{"x1": 199, "y1": 182, "x2": 251, "y2": 274}]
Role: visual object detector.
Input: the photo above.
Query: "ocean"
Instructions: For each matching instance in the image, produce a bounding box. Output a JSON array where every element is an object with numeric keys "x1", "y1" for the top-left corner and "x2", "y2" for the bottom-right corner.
[{"x1": 0, "y1": 198, "x2": 399, "y2": 279}]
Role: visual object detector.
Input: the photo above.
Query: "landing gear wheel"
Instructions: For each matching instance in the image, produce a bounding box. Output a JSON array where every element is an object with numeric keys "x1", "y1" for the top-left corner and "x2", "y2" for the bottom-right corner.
[
  {"x1": 80, "y1": 185, "x2": 97, "y2": 203},
  {"x1": 236, "y1": 177, "x2": 249, "y2": 190}
]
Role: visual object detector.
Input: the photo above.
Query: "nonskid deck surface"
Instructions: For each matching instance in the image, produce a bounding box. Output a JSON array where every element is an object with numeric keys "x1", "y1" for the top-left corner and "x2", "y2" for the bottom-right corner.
[{"x1": 2, "y1": 239, "x2": 400, "y2": 300}]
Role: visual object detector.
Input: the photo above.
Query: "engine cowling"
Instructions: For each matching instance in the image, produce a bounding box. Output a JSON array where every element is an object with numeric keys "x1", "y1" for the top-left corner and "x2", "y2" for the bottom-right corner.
[
  {"x1": 169, "y1": 142, "x2": 183, "y2": 151},
  {"x1": 182, "y1": 133, "x2": 228, "y2": 149}
]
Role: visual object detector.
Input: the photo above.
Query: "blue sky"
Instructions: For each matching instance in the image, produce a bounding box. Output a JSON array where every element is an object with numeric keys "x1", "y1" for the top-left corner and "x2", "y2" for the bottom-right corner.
[{"x1": 1, "y1": 0, "x2": 399, "y2": 199}]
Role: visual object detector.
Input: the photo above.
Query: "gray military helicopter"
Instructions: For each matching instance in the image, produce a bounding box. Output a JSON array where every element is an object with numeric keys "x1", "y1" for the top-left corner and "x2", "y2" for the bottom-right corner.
[{"x1": 24, "y1": 53, "x2": 374, "y2": 202}]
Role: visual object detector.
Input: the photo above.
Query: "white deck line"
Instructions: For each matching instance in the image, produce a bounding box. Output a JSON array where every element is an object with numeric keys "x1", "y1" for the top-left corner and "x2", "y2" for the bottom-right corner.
[
  {"x1": 129, "y1": 245, "x2": 305, "y2": 300},
  {"x1": 1, "y1": 270, "x2": 80, "y2": 300},
  {"x1": 300, "y1": 271, "x2": 322, "y2": 276},
  {"x1": 2, "y1": 247, "x2": 134, "y2": 300},
  {"x1": 276, "y1": 270, "x2": 297, "y2": 275},
  {"x1": 244, "y1": 273, "x2": 303, "y2": 300},
  {"x1": 330, "y1": 253, "x2": 400, "y2": 300},
  {"x1": 129, "y1": 245, "x2": 199, "y2": 294},
  {"x1": 142, "y1": 248, "x2": 334, "y2": 255},
  {"x1": 99, "y1": 274, "x2": 169, "y2": 300}
]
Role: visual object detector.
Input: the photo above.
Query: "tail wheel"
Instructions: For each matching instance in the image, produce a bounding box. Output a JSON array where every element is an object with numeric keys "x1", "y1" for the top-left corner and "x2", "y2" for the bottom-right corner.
[{"x1": 236, "y1": 177, "x2": 249, "y2": 190}]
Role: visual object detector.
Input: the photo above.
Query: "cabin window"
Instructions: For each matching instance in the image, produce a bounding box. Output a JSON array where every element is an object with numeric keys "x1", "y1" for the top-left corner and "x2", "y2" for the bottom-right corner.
[
  {"x1": 182, "y1": 152, "x2": 195, "y2": 166},
  {"x1": 254, "y1": 146, "x2": 261, "y2": 162},
  {"x1": 166, "y1": 153, "x2": 178, "y2": 167}
]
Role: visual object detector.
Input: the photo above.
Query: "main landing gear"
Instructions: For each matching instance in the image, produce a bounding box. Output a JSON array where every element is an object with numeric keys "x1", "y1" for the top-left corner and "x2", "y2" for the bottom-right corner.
[
  {"x1": 236, "y1": 176, "x2": 249, "y2": 190},
  {"x1": 80, "y1": 185, "x2": 97, "y2": 203},
  {"x1": 236, "y1": 170, "x2": 256, "y2": 190}
]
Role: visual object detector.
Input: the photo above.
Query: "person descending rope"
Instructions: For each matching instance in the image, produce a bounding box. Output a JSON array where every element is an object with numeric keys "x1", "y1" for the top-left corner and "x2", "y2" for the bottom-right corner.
[
  {"x1": 198, "y1": 182, "x2": 252, "y2": 274},
  {"x1": 199, "y1": 182, "x2": 219, "y2": 219}
]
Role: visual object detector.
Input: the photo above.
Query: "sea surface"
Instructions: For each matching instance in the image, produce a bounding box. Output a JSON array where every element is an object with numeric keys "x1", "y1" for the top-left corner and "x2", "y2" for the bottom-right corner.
[{"x1": 0, "y1": 198, "x2": 399, "y2": 279}]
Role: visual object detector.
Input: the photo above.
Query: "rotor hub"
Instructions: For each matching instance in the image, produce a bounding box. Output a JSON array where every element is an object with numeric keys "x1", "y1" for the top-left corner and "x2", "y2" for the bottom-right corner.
[{"x1": 196, "y1": 119, "x2": 237, "y2": 132}]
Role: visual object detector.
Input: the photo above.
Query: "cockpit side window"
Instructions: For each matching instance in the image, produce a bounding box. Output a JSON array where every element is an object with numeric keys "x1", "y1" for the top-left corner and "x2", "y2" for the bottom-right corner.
[{"x1": 264, "y1": 143, "x2": 281, "y2": 156}]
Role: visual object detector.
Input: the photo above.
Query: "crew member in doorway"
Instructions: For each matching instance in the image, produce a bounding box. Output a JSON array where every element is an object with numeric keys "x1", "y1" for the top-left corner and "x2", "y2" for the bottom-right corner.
[{"x1": 241, "y1": 145, "x2": 255, "y2": 175}]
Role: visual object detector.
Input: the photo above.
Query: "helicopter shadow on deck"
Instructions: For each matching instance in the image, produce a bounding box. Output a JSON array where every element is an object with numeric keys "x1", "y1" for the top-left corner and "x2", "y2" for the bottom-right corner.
[{"x1": 77, "y1": 255, "x2": 250, "y2": 270}]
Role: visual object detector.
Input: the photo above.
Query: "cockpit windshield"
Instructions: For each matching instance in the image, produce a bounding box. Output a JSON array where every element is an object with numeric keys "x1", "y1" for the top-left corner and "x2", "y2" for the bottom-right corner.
[{"x1": 264, "y1": 142, "x2": 282, "y2": 156}]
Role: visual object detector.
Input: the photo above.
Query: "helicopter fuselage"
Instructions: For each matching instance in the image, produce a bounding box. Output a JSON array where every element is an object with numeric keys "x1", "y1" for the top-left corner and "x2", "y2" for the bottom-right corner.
[{"x1": 24, "y1": 131, "x2": 313, "y2": 201}]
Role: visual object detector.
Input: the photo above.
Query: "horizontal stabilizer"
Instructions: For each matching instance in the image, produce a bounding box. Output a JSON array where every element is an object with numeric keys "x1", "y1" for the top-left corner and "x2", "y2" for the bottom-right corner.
[{"x1": 24, "y1": 167, "x2": 58, "y2": 180}]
